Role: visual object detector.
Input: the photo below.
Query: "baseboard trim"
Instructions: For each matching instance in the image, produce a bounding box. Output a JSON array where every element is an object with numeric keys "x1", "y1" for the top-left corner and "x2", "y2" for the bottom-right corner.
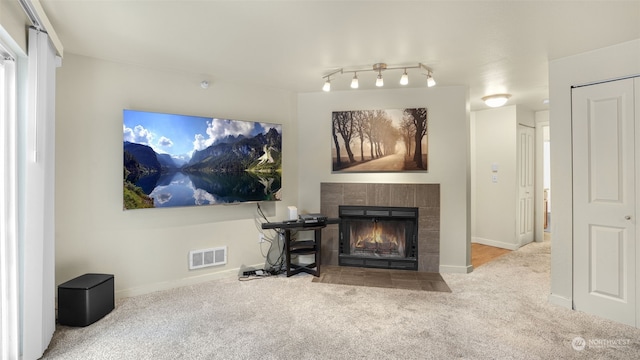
[
  {"x1": 472, "y1": 237, "x2": 520, "y2": 251},
  {"x1": 440, "y1": 264, "x2": 473, "y2": 274},
  {"x1": 548, "y1": 293, "x2": 573, "y2": 309},
  {"x1": 115, "y1": 263, "x2": 264, "y2": 300}
]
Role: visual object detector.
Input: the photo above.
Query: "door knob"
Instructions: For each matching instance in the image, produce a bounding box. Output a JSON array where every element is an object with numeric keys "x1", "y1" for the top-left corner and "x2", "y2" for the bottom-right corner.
[{"x1": 625, "y1": 215, "x2": 632, "y2": 220}]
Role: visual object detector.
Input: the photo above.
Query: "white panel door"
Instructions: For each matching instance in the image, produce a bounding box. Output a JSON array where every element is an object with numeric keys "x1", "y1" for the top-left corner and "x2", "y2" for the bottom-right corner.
[
  {"x1": 572, "y1": 78, "x2": 636, "y2": 326},
  {"x1": 517, "y1": 125, "x2": 535, "y2": 245}
]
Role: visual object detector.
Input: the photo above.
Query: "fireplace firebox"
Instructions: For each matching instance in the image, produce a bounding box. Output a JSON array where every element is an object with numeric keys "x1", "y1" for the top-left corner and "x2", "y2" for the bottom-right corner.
[{"x1": 339, "y1": 205, "x2": 418, "y2": 270}]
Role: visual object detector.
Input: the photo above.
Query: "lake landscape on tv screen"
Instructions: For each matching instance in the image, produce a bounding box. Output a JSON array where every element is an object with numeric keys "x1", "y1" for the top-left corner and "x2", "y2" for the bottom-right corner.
[{"x1": 123, "y1": 110, "x2": 282, "y2": 210}]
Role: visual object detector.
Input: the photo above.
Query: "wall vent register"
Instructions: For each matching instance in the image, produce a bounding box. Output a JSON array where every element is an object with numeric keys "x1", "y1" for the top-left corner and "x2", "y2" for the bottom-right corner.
[{"x1": 189, "y1": 246, "x2": 227, "y2": 270}]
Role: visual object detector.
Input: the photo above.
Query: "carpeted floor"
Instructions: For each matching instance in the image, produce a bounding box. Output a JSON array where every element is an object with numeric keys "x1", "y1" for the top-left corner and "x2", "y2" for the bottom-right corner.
[{"x1": 41, "y1": 239, "x2": 640, "y2": 359}]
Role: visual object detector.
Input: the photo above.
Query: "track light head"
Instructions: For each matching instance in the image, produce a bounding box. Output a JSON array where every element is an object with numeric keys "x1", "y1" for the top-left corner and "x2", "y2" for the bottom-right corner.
[
  {"x1": 351, "y1": 73, "x2": 359, "y2": 89},
  {"x1": 426, "y1": 72, "x2": 436, "y2": 87},
  {"x1": 323, "y1": 78, "x2": 331, "y2": 92},
  {"x1": 400, "y1": 69, "x2": 409, "y2": 85}
]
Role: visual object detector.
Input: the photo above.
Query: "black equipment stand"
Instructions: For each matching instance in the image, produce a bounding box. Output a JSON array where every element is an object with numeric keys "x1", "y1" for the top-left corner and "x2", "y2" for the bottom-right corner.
[{"x1": 262, "y1": 218, "x2": 338, "y2": 277}]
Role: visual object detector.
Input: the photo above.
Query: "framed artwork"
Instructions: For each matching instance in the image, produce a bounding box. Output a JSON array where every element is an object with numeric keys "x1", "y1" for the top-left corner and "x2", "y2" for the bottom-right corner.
[
  {"x1": 331, "y1": 108, "x2": 428, "y2": 172},
  {"x1": 123, "y1": 109, "x2": 282, "y2": 210}
]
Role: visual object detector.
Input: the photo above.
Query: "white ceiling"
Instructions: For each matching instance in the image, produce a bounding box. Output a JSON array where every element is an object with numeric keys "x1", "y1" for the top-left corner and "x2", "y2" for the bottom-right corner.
[{"x1": 39, "y1": 0, "x2": 640, "y2": 111}]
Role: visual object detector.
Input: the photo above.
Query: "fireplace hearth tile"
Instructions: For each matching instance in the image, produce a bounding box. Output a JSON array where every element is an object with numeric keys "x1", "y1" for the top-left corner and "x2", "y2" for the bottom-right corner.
[
  {"x1": 389, "y1": 271, "x2": 418, "y2": 280},
  {"x1": 428, "y1": 281, "x2": 452, "y2": 292},
  {"x1": 391, "y1": 278, "x2": 423, "y2": 290},
  {"x1": 416, "y1": 272, "x2": 445, "y2": 281},
  {"x1": 312, "y1": 265, "x2": 451, "y2": 293},
  {"x1": 340, "y1": 267, "x2": 367, "y2": 275},
  {"x1": 322, "y1": 266, "x2": 341, "y2": 274},
  {"x1": 337, "y1": 274, "x2": 365, "y2": 286},
  {"x1": 363, "y1": 276, "x2": 393, "y2": 288},
  {"x1": 319, "y1": 274, "x2": 341, "y2": 283}
]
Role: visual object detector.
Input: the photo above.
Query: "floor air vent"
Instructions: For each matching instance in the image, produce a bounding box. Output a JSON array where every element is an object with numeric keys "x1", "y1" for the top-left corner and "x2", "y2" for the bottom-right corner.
[{"x1": 189, "y1": 246, "x2": 227, "y2": 270}]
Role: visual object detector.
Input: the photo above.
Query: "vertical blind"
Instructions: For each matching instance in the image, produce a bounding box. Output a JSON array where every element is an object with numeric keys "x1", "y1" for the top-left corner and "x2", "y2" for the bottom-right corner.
[
  {"x1": 0, "y1": 42, "x2": 19, "y2": 360},
  {"x1": 21, "y1": 27, "x2": 57, "y2": 360}
]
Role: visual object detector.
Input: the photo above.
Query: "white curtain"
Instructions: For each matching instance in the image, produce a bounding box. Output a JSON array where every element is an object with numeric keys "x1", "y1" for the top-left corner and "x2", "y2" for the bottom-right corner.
[
  {"x1": 21, "y1": 27, "x2": 57, "y2": 360},
  {"x1": 0, "y1": 42, "x2": 19, "y2": 360}
]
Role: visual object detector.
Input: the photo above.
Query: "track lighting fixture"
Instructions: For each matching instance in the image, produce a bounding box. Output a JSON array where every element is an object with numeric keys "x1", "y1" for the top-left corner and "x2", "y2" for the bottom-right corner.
[
  {"x1": 321, "y1": 63, "x2": 434, "y2": 91},
  {"x1": 351, "y1": 73, "x2": 359, "y2": 89},
  {"x1": 400, "y1": 69, "x2": 409, "y2": 85},
  {"x1": 426, "y1": 71, "x2": 436, "y2": 87},
  {"x1": 374, "y1": 63, "x2": 385, "y2": 87},
  {"x1": 482, "y1": 94, "x2": 512, "y2": 107},
  {"x1": 323, "y1": 78, "x2": 331, "y2": 92}
]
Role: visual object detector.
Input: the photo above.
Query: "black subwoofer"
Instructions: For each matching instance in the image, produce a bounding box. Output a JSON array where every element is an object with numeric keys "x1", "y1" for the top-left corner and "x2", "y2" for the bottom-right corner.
[{"x1": 58, "y1": 273, "x2": 114, "y2": 327}]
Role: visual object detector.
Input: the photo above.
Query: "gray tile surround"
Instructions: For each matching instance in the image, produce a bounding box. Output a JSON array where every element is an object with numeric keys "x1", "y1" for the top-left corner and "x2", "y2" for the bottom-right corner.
[{"x1": 320, "y1": 183, "x2": 440, "y2": 272}]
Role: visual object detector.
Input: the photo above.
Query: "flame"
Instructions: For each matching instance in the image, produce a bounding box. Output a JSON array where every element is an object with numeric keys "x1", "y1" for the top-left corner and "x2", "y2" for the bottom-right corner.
[{"x1": 351, "y1": 221, "x2": 405, "y2": 256}]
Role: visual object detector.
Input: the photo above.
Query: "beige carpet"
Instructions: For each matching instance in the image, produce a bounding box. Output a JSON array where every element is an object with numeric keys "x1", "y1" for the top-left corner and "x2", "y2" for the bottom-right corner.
[{"x1": 41, "y1": 239, "x2": 640, "y2": 359}]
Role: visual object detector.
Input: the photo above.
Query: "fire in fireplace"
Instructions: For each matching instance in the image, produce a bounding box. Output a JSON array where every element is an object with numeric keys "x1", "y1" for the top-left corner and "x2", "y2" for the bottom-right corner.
[
  {"x1": 349, "y1": 219, "x2": 406, "y2": 257},
  {"x1": 339, "y1": 205, "x2": 418, "y2": 270}
]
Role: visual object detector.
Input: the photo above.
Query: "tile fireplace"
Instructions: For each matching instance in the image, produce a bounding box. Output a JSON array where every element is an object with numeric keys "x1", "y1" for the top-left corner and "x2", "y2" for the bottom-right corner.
[{"x1": 320, "y1": 183, "x2": 440, "y2": 273}]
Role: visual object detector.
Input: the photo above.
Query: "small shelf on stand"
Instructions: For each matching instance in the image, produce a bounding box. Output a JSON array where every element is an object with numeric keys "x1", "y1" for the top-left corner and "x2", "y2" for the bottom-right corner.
[{"x1": 262, "y1": 219, "x2": 339, "y2": 277}]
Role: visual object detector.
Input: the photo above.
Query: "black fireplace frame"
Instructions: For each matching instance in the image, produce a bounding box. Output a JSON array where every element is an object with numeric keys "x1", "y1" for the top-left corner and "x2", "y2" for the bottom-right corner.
[{"x1": 339, "y1": 205, "x2": 418, "y2": 270}]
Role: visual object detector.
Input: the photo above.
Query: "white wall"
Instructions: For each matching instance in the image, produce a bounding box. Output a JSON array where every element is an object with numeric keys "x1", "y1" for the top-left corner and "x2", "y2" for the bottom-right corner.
[
  {"x1": 55, "y1": 54, "x2": 298, "y2": 298},
  {"x1": 472, "y1": 105, "x2": 535, "y2": 250},
  {"x1": 0, "y1": 0, "x2": 28, "y2": 53},
  {"x1": 472, "y1": 106, "x2": 518, "y2": 249},
  {"x1": 297, "y1": 87, "x2": 471, "y2": 273},
  {"x1": 549, "y1": 39, "x2": 640, "y2": 308}
]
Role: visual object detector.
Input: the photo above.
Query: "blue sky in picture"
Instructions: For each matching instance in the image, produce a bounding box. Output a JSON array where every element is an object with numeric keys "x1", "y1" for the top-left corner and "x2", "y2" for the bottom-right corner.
[{"x1": 123, "y1": 109, "x2": 280, "y2": 162}]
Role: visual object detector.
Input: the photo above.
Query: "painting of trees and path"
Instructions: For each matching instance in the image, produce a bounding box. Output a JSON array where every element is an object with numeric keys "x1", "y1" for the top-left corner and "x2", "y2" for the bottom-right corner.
[{"x1": 331, "y1": 108, "x2": 428, "y2": 172}]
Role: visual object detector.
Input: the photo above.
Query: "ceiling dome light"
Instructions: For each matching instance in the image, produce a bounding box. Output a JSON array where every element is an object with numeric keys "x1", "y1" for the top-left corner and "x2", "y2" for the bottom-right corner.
[
  {"x1": 400, "y1": 69, "x2": 409, "y2": 85},
  {"x1": 482, "y1": 94, "x2": 511, "y2": 107},
  {"x1": 351, "y1": 73, "x2": 359, "y2": 89}
]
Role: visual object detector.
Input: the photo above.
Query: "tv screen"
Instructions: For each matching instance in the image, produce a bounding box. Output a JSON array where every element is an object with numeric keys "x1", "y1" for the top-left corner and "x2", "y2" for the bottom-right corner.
[{"x1": 123, "y1": 109, "x2": 282, "y2": 210}]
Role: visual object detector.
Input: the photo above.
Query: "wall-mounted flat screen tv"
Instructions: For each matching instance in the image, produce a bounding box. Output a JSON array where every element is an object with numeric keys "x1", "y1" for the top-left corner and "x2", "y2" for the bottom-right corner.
[{"x1": 123, "y1": 109, "x2": 282, "y2": 210}]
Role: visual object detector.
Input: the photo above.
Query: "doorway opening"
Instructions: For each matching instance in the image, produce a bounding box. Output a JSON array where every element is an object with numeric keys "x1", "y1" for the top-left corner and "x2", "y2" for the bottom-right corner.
[{"x1": 543, "y1": 124, "x2": 551, "y2": 234}]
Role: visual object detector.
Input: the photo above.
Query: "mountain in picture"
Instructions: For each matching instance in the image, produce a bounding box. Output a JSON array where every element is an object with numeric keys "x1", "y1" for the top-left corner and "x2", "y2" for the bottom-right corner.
[{"x1": 184, "y1": 128, "x2": 281, "y2": 173}]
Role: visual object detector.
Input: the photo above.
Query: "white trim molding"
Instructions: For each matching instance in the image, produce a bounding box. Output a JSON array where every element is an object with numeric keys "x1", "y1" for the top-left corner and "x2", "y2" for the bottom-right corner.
[{"x1": 440, "y1": 264, "x2": 474, "y2": 274}]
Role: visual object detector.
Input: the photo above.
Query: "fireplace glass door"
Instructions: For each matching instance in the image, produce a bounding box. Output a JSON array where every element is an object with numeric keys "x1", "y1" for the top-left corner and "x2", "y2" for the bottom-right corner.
[
  {"x1": 349, "y1": 219, "x2": 410, "y2": 258},
  {"x1": 339, "y1": 206, "x2": 418, "y2": 270}
]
